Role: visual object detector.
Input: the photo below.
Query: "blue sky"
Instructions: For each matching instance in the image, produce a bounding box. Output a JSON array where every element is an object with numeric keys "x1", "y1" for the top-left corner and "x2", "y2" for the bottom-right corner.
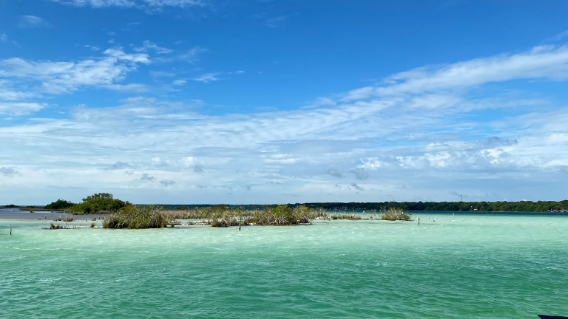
[{"x1": 1, "y1": 0, "x2": 568, "y2": 204}]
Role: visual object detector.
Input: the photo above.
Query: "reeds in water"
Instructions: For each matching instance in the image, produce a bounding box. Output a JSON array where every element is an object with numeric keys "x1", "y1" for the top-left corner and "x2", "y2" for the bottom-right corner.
[
  {"x1": 54, "y1": 216, "x2": 74, "y2": 222},
  {"x1": 103, "y1": 205, "x2": 170, "y2": 229},
  {"x1": 157, "y1": 205, "x2": 323, "y2": 227},
  {"x1": 49, "y1": 223, "x2": 65, "y2": 229},
  {"x1": 329, "y1": 214, "x2": 364, "y2": 220},
  {"x1": 380, "y1": 208, "x2": 412, "y2": 221},
  {"x1": 100, "y1": 205, "x2": 409, "y2": 229}
]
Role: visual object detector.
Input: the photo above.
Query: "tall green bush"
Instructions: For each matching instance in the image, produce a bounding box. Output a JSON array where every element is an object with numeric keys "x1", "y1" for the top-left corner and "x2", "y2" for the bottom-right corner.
[
  {"x1": 70, "y1": 193, "x2": 128, "y2": 214},
  {"x1": 45, "y1": 199, "x2": 74, "y2": 210}
]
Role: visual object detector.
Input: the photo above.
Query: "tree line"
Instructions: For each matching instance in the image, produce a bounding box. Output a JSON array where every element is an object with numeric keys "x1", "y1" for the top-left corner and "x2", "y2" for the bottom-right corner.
[
  {"x1": 44, "y1": 193, "x2": 128, "y2": 214},
  {"x1": 34, "y1": 197, "x2": 568, "y2": 214},
  {"x1": 301, "y1": 201, "x2": 568, "y2": 212}
]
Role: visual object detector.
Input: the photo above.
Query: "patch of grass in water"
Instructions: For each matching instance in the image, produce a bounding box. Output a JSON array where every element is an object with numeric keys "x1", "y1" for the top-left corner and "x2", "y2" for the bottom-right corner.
[
  {"x1": 54, "y1": 216, "x2": 74, "y2": 222},
  {"x1": 103, "y1": 205, "x2": 169, "y2": 229},
  {"x1": 381, "y1": 208, "x2": 412, "y2": 221}
]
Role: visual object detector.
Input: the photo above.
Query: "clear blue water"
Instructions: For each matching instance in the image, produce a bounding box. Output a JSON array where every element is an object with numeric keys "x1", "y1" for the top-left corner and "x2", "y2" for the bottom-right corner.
[{"x1": 1, "y1": 214, "x2": 567, "y2": 318}]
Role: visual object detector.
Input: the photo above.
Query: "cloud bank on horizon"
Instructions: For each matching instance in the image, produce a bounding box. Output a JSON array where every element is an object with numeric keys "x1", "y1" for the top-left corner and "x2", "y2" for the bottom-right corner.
[{"x1": 1, "y1": 0, "x2": 568, "y2": 204}]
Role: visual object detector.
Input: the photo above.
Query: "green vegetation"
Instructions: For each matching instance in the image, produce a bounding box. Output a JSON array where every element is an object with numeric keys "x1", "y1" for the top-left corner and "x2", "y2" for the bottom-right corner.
[
  {"x1": 6, "y1": 200, "x2": 568, "y2": 214},
  {"x1": 253, "y1": 205, "x2": 320, "y2": 225},
  {"x1": 45, "y1": 199, "x2": 74, "y2": 210},
  {"x1": 53, "y1": 204, "x2": 416, "y2": 230},
  {"x1": 329, "y1": 214, "x2": 364, "y2": 220},
  {"x1": 160, "y1": 204, "x2": 322, "y2": 226},
  {"x1": 0, "y1": 204, "x2": 19, "y2": 208},
  {"x1": 101, "y1": 204, "x2": 323, "y2": 229},
  {"x1": 54, "y1": 215, "x2": 74, "y2": 222},
  {"x1": 103, "y1": 205, "x2": 169, "y2": 229},
  {"x1": 302, "y1": 200, "x2": 568, "y2": 212},
  {"x1": 49, "y1": 223, "x2": 65, "y2": 229},
  {"x1": 381, "y1": 208, "x2": 412, "y2": 221},
  {"x1": 70, "y1": 193, "x2": 128, "y2": 215}
]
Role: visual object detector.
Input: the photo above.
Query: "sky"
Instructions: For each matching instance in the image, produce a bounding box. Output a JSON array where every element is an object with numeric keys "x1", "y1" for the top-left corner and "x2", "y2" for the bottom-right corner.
[{"x1": 1, "y1": 0, "x2": 568, "y2": 204}]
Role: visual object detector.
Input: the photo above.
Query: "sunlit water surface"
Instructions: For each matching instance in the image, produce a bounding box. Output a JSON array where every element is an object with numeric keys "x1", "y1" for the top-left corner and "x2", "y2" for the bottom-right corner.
[{"x1": 1, "y1": 214, "x2": 567, "y2": 318}]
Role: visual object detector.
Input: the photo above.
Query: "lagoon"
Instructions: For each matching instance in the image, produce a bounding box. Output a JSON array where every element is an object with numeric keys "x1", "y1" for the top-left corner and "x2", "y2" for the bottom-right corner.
[{"x1": 1, "y1": 213, "x2": 567, "y2": 318}]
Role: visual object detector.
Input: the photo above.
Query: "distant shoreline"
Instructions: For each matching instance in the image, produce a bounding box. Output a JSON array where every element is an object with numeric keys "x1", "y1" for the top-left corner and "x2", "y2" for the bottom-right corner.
[
  {"x1": 1, "y1": 208, "x2": 566, "y2": 222},
  {"x1": 3, "y1": 201, "x2": 568, "y2": 214},
  {"x1": 0, "y1": 210, "x2": 106, "y2": 221}
]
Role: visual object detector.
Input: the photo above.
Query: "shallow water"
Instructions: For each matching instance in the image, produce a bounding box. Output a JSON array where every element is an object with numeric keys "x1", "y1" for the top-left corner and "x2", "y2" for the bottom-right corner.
[{"x1": 1, "y1": 214, "x2": 567, "y2": 318}]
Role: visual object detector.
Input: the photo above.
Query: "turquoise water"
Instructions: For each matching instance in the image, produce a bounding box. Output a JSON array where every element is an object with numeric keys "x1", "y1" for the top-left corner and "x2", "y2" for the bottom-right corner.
[{"x1": 1, "y1": 214, "x2": 567, "y2": 318}]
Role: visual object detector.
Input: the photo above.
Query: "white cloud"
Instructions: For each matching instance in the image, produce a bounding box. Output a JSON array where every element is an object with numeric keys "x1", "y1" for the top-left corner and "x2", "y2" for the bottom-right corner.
[
  {"x1": 19, "y1": 15, "x2": 51, "y2": 28},
  {"x1": 0, "y1": 80, "x2": 38, "y2": 101},
  {"x1": 0, "y1": 102, "x2": 46, "y2": 116},
  {"x1": 134, "y1": 40, "x2": 173, "y2": 54},
  {"x1": 547, "y1": 30, "x2": 568, "y2": 42},
  {"x1": 192, "y1": 72, "x2": 219, "y2": 83},
  {"x1": 103, "y1": 48, "x2": 150, "y2": 63},
  {"x1": 3, "y1": 45, "x2": 568, "y2": 202},
  {"x1": 178, "y1": 46, "x2": 206, "y2": 63},
  {"x1": 105, "y1": 83, "x2": 147, "y2": 92},
  {"x1": 144, "y1": 0, "x2": 203, "y2": 8},
  {"x1": 85, "y1": 44, "x2": 100, "y2": 51},
  {"x1": 0, "y1": 48, "x2": 149, "y2": 95},
  {"x1": 51, "y1": 0, "x2": 203, "y2": 9},
  {"x1": 152, "y1": 46, "x2": 206, "y2": 64},
  {"x1": 342, "y1": 45, "x2": 568, "y2": 101},
  {"x1": 0, "y1": 34, "x2": 7, "y2": 42}
]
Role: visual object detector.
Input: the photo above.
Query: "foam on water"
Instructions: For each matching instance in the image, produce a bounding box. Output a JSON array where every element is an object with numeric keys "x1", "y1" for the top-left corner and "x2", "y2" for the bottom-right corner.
[{"x1": 1, "y1": 214, "x2": 567, "y2": 318}]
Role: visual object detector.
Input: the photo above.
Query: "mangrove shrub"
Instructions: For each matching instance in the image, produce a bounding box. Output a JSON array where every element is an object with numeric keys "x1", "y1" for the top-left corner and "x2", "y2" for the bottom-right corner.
[
  {"x1": 45, "y1": 199, "x2": 74, "y2": 210},
  {"x1": 70, "y1": 193, "x2": 128, "y2": 214},
  {"x1": 381, "y1": 208, "x2": 412, "y2": 221},
  {"x1": 103, "y1": 205, "x2": 169, "y2": 229}
]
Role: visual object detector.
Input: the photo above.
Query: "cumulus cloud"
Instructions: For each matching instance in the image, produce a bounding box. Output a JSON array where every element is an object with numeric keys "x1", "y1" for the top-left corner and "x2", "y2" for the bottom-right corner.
[{"x1": 3, "y1": 44, "x2": 568, "y2": 202}]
